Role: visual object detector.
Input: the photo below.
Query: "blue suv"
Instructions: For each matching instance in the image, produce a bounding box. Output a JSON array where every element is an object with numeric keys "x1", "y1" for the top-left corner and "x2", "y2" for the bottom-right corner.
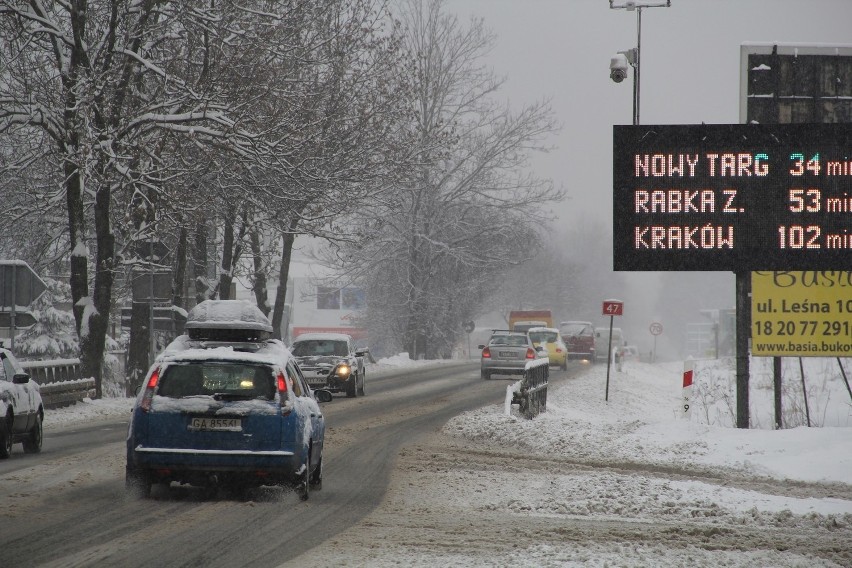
[{"x1": 125, "y1": 300, "x2": 332, "y2": 500}]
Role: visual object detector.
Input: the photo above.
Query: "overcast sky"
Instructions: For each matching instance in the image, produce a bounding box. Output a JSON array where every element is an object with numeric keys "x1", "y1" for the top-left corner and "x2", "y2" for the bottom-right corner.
[
  {"x1": 442, "y1": 0, "x2": 852, "y2": 349},
  {"x1": 450, "y1": 0, "x2": 852, "y2": 229}
]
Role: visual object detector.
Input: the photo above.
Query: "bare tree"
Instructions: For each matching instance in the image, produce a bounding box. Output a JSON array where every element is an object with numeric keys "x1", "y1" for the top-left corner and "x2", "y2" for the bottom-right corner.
[{"x1": 330, "y1": 0, "x2": 563, "y2": 358}]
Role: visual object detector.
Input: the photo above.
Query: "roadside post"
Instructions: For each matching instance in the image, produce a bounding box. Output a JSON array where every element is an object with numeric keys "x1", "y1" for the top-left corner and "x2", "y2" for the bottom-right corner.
[
  {"x1": 463, "y1": 320, "x2": 475, "y2": 358},
  {"x1": 602, "y1": 299, "x2": 624, "y2": 401},
  {"x1": 682, "y1": 359, "x2": 694, "y2": 418},
  {"x1": 649, "y1": 321, "x2": 663, "y2": 362}
]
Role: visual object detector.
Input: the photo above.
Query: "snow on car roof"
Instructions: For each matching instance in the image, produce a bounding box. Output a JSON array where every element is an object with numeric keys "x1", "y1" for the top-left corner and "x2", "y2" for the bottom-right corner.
[
  {"x1": 158, "y1": 343, "x2": 291, "y2": 367},
  {"x1": 184, "y1": 300, "x2": 273, "y2": 332},
  {"x1": 292, "y1": 332, "x2": 352, "y2": 342},
  {"x1": 527, "y1": 327, "x2": 559, "y2": 333}
]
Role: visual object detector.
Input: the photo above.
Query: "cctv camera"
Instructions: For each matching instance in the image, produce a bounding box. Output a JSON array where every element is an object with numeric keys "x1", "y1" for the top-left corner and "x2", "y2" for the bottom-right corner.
[{"x1": 610, "y1": 54, "x2": 629, "y2": 83}]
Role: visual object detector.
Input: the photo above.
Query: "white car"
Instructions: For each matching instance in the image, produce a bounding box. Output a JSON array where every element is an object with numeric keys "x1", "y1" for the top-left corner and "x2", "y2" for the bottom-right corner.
[
  {"x1": 594, "y1": 327, "x2": 626, "y2": 363},
  {"x1": 0, "y1": 346, "x2": 44, "y2": 457}
]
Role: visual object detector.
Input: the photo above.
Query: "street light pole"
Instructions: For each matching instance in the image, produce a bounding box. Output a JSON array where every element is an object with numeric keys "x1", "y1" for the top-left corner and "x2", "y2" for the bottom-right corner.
[{"x1": 609, "y1": 1, "x2": 671, "y2": 125}]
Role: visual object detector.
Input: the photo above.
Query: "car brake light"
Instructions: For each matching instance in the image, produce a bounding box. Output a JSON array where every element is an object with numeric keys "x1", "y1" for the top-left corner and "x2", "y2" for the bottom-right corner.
[
  {"x1": 526, "y1": 348, "x2": 535, "y2": 359},
  {"x1": 482, "y1": 347, "x2": 491, "y2": 358},
  {"x1": 556, "y1": 348, "x2": 563, "y2": 353},
  {"x1": 277, "y1": 372, "x2": 292, "y2": 416},
  {"x1": 140, "y1": 367, "x2": 160, "y2": 412}
]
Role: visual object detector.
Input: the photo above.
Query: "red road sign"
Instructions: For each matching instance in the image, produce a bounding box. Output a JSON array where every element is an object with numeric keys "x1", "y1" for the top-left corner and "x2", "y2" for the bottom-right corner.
[
  {"x1": 649, "y1": 322, "x2": 663, "y2": 336},
  {"x1": 602, "y1": 300, "x2": 623, "y2": 316}
]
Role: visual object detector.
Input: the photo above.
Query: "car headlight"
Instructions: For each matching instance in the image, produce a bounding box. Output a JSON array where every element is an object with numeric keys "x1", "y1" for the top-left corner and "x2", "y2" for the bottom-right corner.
[{"x1": 335, "y1": 363, "x2": 351, "y2": 378}]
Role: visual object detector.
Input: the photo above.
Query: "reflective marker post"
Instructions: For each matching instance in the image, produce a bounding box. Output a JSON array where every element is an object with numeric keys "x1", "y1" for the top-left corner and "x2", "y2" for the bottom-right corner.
[{"x1": 682, "y1": 359, "x2": 694, "y2": 419}]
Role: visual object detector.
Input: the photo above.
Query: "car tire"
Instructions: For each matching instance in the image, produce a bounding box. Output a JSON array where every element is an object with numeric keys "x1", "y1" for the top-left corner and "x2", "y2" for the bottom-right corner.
[
  {"x1": 357, "y1": 371, "x2": 365, "y2": 396},
  {"x1": 125, "y1": 468, "x2": 151, "y2": 498},
  {"x1": 299, "y1": 449, "x2": 311, "y2": 501},
  {"x1": 0, "y1": 416, "x2": 12, "y2": 459},
  {"x1": 560, "y1": 360, "x2": 568, "y2": 371},
  {"x1": 309, "y1": 453, "x2": 323, "y2": 491},
  {"x1": 22, "y1": 412, "x2": 43, "y2": 454},
  {"x1": 346, "y1": 375, "x2": 358, "y2": 398},
  {"x1": 481, "y1": 369, "x2": 490, "y2": 380}
]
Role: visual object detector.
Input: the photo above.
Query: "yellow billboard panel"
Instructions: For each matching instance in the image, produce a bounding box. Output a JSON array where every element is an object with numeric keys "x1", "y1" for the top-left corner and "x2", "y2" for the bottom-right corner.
[{"x1": 751, "y1": 272, "x2": 852, "y2": 356}]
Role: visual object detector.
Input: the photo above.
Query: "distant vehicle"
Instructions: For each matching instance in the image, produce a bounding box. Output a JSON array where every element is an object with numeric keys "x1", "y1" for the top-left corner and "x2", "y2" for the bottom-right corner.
[
  {"x1": 624, "y1": 345, "x2": 639, "y2": 360},
  {"x1": 508, "y1": 310, "x2": 553, "y2": 333},
  {"x1": 594, "y1": 327, "x2": 626, "y2": 363},
  {"x1": 0, "y1": 346, "x2": 43, "y2": 458},
  {"x1": 290, "y1": 333, "x2": 367, "y2": 398},
  {"x1": 478, "y1": 330, "x2": 547, "y2": 380},
  {"x1": 126, "y1": 300, "x2": 332, "y2": 500},
  {"x1": 528, "y1": 327, "x2": 568, "y2": 370},
  {"x1": 559, "y1": 320, "x2": 596, "y2": 362}
]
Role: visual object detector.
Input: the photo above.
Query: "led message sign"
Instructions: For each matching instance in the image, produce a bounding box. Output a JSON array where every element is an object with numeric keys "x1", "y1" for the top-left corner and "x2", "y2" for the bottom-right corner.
[{"x1": 613, "y1": 124, "x2": 852, "y2": 271}]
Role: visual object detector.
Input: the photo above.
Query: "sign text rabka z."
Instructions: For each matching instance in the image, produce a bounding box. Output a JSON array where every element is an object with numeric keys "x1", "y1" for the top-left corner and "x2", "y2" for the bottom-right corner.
[{"x1": 613, "y1": 124, "x2": 852, "y2": 271}]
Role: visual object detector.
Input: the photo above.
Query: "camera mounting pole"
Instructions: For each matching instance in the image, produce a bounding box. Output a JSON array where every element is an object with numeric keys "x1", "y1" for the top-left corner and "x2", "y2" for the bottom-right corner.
[{"x1": 609, "y1": 1, "x2": 671, "y2": 125}]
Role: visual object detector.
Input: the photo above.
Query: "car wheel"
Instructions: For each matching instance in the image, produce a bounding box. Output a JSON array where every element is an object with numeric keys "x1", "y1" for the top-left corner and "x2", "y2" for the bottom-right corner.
[
  {"x1": 357, "y1": 371, "x2": 366, "y2": 396},
  {"x1": 0, "y1": 416, "x2": 12, "y2": 459},
  {"x1": 125, "y1": 468, "x2": 151, "y2": 498},
  {"x1": 480, "y1": 369, "x2": 490, "y2": 380},
  {"x1": 560, "y1": 359, "x2": 568, "y2": 371},
  {"x1": 309, "y1": 453, "x2": 323, "y2": 490},
  {"x1": 299, "y1": 449, "x2": 311, "y2": 501},
  {"x1": 22, "y1": 413, "x2": 43, "y2": 454},
  {"x1": 346, "y1": 375, "x2": 358, "y2": 398}
]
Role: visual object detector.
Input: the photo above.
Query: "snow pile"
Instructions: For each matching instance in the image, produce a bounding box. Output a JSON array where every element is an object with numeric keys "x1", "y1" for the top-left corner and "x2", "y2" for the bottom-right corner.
[{"x1": 446, "y1": 358, "x2": 852, "y2": 485}]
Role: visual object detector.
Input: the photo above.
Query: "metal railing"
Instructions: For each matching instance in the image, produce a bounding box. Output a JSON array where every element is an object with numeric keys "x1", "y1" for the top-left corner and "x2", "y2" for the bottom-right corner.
[
  {"x1": 505, "y1": 359, "x2": 549, "y2": 419},
  {"x1": 19, "y1": 358, "x2": 95, "y2": 409}
]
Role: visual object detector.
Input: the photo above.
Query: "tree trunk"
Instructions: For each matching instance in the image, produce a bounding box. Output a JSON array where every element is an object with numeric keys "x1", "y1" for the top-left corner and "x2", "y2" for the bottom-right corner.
[
  {"x1": 271, "y1": 220, "x2": 299, "y2": 341},
  {"x1": 194, "y1": 220, "x2": 210, "y2": 304},
  {"x1": 219, "y1": 214, "x2": 235, "y2": 300},
  {"x1": 65, "y1": 160, "x2": 88, "y2": 337},
  {"x1": 80, "y1": 184, "x2": 115, "y2": 398},
  {"x1": 127, "y1": 301, "x2": 150, "y2": 396},
  {"x1": 173, "y1": 224, "x2": 188, "y2": 310},
  {"x1": 250, "y1": 229, "x2": 270, "y2": 316}
]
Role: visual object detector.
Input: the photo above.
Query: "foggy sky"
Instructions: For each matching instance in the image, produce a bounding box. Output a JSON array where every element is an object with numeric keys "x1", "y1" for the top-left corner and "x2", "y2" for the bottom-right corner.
[{"x1": 449, "y1": 0, "x2": 852, "y2": 355}]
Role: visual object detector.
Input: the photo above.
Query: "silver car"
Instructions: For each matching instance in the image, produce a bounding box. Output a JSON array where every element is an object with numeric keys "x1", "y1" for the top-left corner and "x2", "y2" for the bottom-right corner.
[{"x1": 478, "y1": 331, "x2": 546, "y2": 380}]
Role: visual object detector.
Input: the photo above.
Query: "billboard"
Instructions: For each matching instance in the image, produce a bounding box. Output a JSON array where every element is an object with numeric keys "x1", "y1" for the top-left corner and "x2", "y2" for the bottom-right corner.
[
  {"x1": 751, "y1": 271, "x2": 852, "y2": 356},
  {"x1": 613, "y1": 123, "x2": 852, "y2": 271}
]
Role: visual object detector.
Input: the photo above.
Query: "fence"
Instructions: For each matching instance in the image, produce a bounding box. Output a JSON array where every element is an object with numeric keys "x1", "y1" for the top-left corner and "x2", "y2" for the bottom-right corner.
[
  {"x1": 19, "y1": 358, "x2": 95, "y2": 409},
  {"x1": 505, "y1": 359, "x2": 549, "y2": 419}
]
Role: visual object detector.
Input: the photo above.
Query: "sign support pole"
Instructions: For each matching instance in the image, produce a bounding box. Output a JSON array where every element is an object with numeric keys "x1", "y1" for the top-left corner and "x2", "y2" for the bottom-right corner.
[{"x1": 605, "y1": 314, "x2": 614, "y2": 401}]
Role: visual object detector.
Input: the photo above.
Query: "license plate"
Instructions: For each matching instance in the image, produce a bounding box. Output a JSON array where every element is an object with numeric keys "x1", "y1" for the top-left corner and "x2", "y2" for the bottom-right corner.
[
  {"x1": 306, "y1": 377, "x2": 327, "y2": 386},
  {"x1": 498, "y1": 351, "x2": 515, "y2": 358},
  {"x1": 189, "y1": 417, "x2": 242, "y2": 431}
]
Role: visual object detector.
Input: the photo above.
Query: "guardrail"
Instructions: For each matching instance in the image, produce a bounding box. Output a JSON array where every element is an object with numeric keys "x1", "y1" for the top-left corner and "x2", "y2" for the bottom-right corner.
[
  {"x1": 19, "y1": 358, "x2": 95, "y2": 409},
  {"x1": 505, "y1": 359, "x2": 549, "y2": 419}
]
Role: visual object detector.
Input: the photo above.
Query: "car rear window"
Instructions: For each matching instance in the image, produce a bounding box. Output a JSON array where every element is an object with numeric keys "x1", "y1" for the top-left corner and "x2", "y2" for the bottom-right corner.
[
  {"x1": 490, "y1": 335, "x2": 527, "y2": 347},
  {"x1": 158, "y1": 362, "x2": 275, "y2": 400},
  {"x1": 529, "y1": 331, "x2": 558, "y2": 343},
  {"x1": 291, "y1": 340, "x2": 348, "y2": 357},
  {"x1": 560, "y1": 323, "x2": 587, "y2": 336}
]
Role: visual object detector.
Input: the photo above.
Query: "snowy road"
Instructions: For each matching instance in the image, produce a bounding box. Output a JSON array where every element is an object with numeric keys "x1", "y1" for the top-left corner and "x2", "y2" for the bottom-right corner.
[{"x1": 2, "y1": 358, "x2": 849, "y2": 567}]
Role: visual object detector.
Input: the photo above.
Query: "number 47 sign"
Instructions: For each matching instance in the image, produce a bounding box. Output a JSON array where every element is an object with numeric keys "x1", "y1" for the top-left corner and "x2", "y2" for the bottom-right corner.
[{"x1": 602, "y1": 300, "x2": 624, "y2": 316}]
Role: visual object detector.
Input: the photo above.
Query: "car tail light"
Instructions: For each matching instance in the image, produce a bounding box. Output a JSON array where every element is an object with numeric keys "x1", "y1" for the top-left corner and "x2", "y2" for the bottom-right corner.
[
  {"x1": 556, "y1": 348, "x2": 563, "y2": 353},
  {"x1": 482, "y1": 347, "x2": 491, "y2": 358},
  {"x1": 277, "y1": 372, "x2": 292, "y2": 415},
  {"x1": 140, "y1": 367, "x2": 160, "y2": 412},
  {"x1": 526, "y1": 348, "x2": 536, "y2": 359}
]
